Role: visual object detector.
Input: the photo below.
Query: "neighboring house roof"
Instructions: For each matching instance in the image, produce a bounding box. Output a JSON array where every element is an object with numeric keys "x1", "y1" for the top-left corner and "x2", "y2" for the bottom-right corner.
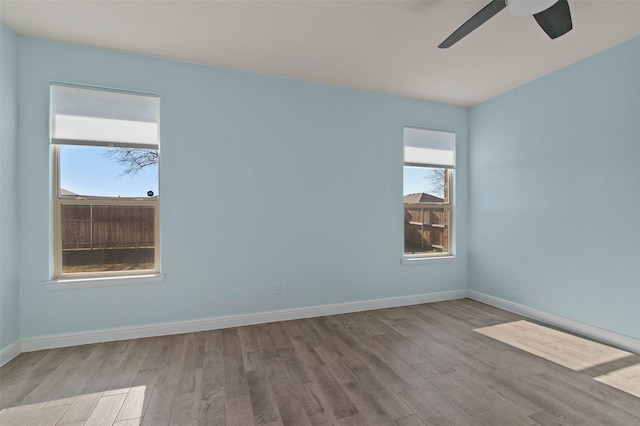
[
  {"x1": 60, "y1": 188, "x2": 80, "y2": 197},
  {"x1": 403, "y1": 192, "x2": 444, "y2": 203}
]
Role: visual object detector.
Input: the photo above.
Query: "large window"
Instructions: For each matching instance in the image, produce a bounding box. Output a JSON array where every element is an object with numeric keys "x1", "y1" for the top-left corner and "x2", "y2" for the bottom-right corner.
[
  {"x1": 403, "y1": 127, "x2": 455, "y2": 257},
  {"x1": 50, "y1": 83, "x2": 160, "y2": 278}
]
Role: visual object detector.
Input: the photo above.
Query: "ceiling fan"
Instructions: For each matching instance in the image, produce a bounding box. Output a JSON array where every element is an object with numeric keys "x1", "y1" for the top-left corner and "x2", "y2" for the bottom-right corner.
[{"x1": 439, "y1": 0, "x2": 572, "y2": 48}]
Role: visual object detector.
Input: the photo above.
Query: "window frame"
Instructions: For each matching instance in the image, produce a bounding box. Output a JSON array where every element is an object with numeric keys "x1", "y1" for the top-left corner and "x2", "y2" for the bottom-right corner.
[
  {"x1": 403, "y1": 127, "x2": 455, "y2": 260},
  {"x1": 52, "y1": 144, "x2": 161, "y2": 279}
]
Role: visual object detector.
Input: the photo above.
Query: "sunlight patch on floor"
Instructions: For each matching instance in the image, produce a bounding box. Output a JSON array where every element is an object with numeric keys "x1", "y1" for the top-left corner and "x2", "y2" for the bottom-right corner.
[
  {"x1": 475, "y1": 320, "x2": 640, "y2": 399},
  {"x1": 0, "y1": 386, "x2": 145, "y2": 426},
  {"x1": 474, "y1": 320, "x2": 631, "y2": 371},
  {"x1": 595, "y1": 362, "x2": 640, "y2": 398}
]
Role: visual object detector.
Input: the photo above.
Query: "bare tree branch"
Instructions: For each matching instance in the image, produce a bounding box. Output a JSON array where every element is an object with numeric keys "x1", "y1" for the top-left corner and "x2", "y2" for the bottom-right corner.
[
  {"x1": 428, "y1": 168, "x2": 445, "y2": 195},
  {"x1": 104, "y1": 148, "x2": 158, "y2": 176}
]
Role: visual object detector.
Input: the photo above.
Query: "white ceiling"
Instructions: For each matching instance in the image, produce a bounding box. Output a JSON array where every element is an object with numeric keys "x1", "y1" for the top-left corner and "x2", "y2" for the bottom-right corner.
[{"x1": 1, "y1": 0, "x2": 639, "y2": 106}]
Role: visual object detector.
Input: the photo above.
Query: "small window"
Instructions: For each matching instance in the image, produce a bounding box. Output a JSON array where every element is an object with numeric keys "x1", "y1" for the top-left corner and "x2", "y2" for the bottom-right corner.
[
  {"x1": 403, "y1": 127, "x2": 455, "y2": 257},
  {"x1": 51, "y1": 83, "x2": 160, "y2": 278}
]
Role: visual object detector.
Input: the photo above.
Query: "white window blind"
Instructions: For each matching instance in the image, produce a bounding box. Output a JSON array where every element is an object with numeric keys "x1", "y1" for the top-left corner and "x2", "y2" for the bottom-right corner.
[
  {"x1": 50, "y1": 83, "x2": 160, "y2": 149},
  {"x1": 403, "y1": 127, "x2": 455, "y2": 168}
]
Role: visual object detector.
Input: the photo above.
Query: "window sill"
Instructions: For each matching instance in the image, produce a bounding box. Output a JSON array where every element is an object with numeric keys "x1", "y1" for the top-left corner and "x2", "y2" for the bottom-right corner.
[
  {"x1": 401, "y1": 256, "x2": 456, "y2": 266},
  {"x1": 43, "y1": 273, "x2": 165, "y2": 290}
]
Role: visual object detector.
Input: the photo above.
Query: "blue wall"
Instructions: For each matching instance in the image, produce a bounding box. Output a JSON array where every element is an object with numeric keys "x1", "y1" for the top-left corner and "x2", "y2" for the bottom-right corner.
[
  {"x1": 16, "y1": 37, "x2": 469, "y2": 339},
  {"x1": 469, "y1": 37, "x2": 640, "y2": 339},
  {"x1": 10, "y1": 26, "x2": 636, "y2": 347},
  {"x1": 0, "y1": 22, "x2": 20, "y2": 350}
]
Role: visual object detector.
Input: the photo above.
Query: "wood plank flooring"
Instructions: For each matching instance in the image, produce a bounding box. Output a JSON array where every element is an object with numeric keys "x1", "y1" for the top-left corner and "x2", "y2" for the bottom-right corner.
[{"x1": 1, "y1": 299, "x2": 639, "y2": 425}]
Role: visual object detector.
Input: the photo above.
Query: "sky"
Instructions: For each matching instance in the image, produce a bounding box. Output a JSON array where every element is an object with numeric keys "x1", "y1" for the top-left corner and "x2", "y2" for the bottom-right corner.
[
  {"x1": 59, "y1": 145, "x2": 158, "y2": 198},
  {"x1": 403, "y1": 166, "x2": 442, "y2": 198}
]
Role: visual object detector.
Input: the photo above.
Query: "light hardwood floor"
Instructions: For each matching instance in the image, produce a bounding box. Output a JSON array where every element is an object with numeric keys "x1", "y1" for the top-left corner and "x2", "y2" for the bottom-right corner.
[{"x1": 1, "y1": 299, "x2": 639, "y2": 425}]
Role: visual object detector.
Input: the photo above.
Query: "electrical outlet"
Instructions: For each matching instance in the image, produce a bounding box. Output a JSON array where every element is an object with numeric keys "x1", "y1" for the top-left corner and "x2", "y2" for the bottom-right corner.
[{"x1": 273, "y1": 283, "x2": 282, "y2": 295}]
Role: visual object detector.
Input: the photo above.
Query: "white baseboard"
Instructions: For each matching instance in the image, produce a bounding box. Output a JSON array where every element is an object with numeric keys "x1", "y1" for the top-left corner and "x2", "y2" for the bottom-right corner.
[
  {"x1": 20, "y1": 289, "x2": 468, "y2": 352},
  {"x1": 0, "y1": 340, "x2": 21, "y2": 366},
  {"x1": 14, "y1": 289, "x2": 638, "y2": 358},
  {"x1": 468, "y1": 290, "x2": 640, "y2": 354}
]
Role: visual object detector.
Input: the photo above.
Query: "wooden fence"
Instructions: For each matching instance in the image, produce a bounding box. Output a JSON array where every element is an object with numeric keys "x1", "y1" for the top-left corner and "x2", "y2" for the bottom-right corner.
[
  {"x1": 61, "y1": 204, "x2": 155, "y2": 250},
  {"x1": 404, "y1": 204, "x2": 449, "y2": 253}
]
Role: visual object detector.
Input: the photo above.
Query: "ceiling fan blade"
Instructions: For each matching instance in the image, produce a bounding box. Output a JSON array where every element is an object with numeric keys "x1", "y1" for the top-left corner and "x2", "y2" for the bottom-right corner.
[
  {"x1": 534, "y1": 0, "x2": 572, "y2": 39},
  {"x1": 439, "y1": 0, "x2": 507, "y2": 49}
]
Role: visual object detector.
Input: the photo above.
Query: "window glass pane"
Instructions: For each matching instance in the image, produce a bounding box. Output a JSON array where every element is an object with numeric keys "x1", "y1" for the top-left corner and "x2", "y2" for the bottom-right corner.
[
  {"x1": 404, "y1": 205, "x2": 450, "y2": 255},
  {"x1": 59, "y1": 145, "x2": 158, "y2": 198},
  {"x1": 60, "y1": 204, "x2": 155, "y2": 273},
  {"x1": 403, "y1": 166, "x2": 445, "y2": 200},
  {"x1": 404, "y1": 166, "x2": 450, "y2": 255}
]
